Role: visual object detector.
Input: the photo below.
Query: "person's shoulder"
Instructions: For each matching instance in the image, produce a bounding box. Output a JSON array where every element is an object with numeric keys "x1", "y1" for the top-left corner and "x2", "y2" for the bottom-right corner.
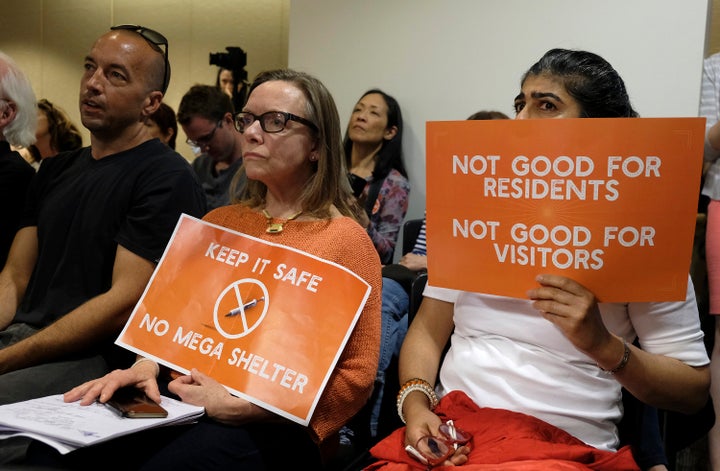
[
  {"x1": 706, "y1": 52, "x2": 720, "y2": 69},
  {"x1": 331, "y1": 217, "x2": 382, "y2": 275},
  {"x1": 191, "y1": 153, "x2": 212, "y2": 170},
  {"x1": 128, "y1": 140, "x2": 194, "y2": 171},
  {"x1": 205, "y1": 204, "x2": 239, "y2": 217},
  {"x1": 138, "y1": 139, "x2": 185, "y2": 160},
  {"x1": 203, "y1": 203, "x2": 248, "y2": 224},
  {"x1": 332, "y1": 214, "x2": 364, "y2": 228},
  {"x1": 386, "y1": 168, "x2": 409, "y2": 184},
  {"x1": 222, "y1": 157, "x2": 243, "y2": 174},
  {"x1": 37, "y1": 146, "x2": 89, "y2": 173},
  {"x1": 383, "y1": 168, "x2": 410, "y2": 192},
  {"x1": 332, "y1": 215, "x2": 377, "y2": 242},
  {"x1": 0, "y1": 151, "x2": 35, "y2": 176},
  {"x1": 46, "y1": 146, "x2": 88, "y2": 160}
]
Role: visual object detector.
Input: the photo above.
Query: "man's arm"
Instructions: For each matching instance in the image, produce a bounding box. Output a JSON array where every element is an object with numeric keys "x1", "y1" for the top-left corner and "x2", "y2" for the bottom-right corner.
[
  {"x1": 0, "y1": 244, "x2": 155, "y2": 375},
  {"x1": 0, "y1": 227, "x2": 38, "y2": 330}
]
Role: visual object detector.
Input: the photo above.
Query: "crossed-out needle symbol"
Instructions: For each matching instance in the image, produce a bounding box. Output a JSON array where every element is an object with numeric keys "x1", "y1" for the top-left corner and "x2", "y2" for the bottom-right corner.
[{"x1": 213, "y1": 279, "x2": 269, "y2": 339}]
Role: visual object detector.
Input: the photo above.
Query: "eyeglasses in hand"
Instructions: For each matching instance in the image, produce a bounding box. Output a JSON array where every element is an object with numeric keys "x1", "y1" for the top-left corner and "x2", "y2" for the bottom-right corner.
[
  {"x1": 234, "y1": 111, "x2": 318, "y2": 134},
  {"x1": 110, "y1": 24, "x2": 170, "y2": 94},
  {"x1": 404, "y1": 420, "x2": 472, "y2": 468}
]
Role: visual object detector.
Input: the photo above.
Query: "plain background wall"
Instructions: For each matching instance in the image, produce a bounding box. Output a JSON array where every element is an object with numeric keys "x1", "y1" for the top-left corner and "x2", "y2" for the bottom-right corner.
[
  {"x1": 1, "y1": 0, "x2": 719, "y2": 218},
  {"x1": 0, "y1": 0, "x2": 290, "y2": 162},
  {"x1": 290, "y1": 0, "x2": 711, "y2": 223}
]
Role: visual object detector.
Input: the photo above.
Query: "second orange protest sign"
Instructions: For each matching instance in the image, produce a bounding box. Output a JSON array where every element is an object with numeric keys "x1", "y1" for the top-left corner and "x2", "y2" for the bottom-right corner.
[{"x1": 426, "y1": 117, "x2": 704, "y2": 302}]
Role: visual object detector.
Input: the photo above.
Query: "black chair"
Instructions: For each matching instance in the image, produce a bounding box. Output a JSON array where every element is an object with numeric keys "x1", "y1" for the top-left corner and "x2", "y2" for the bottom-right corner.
[
  {"x1": 400, "y1": 218, "x2": 428, "y2": 319},
  {"x1": 619, "y1": 385, "x2": 714, "y2": 470},
  {"x1": 401, "y1": 218, "x2": 423, "y2": 258},
  {"x1": 409, "y1": 272, "x2": 428, "y2": 321}
]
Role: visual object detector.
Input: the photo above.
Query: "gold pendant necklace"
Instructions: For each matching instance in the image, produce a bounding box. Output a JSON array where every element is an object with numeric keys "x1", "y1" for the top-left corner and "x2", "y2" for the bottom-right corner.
[{"x1": 262, "y1": 209, "x2": 303, "y2": 234}]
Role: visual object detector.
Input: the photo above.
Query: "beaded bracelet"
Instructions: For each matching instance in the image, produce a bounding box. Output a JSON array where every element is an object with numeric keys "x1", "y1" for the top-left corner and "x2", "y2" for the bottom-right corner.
[
  {"x1": 396, "y1": 378, "x2": 439, "y2": 424},
  {"x1": 598, "y1": 339, "x2": 630, "y2": 374},
  {"x1": 131, "y1": 357, "x2": 160, "y2": 378}
]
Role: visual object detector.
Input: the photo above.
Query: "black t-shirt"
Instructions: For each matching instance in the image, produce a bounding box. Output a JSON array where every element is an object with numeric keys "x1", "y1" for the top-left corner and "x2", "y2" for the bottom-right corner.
[
  {"x1": 0, "y1": 141, "x2": 35, "y2": 268},
  {"x1": 15, "y1": 139, "x2": 207, "y2": 327}
]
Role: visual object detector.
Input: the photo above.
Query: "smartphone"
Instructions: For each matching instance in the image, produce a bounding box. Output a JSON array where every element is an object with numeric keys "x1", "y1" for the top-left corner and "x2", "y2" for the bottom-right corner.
[{"x1": 105, "y1": 387, "x2": 168, "y2": 418}]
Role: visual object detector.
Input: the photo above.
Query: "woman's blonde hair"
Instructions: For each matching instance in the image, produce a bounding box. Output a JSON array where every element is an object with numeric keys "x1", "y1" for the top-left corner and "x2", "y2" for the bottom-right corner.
[{"x1": 230, "y1": 68, "x2": 362, "y2": 220}]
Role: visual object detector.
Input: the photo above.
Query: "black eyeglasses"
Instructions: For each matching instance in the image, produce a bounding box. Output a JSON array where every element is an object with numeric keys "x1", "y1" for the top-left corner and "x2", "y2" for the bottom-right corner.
[
  {"x1": 234, "y1": 111, "x2": 318, "y2": 134},
  {"x1": 110, "y1": 24, "x2": 169, "y2": 94},
  {"x1": 186, "y1": 120, "x2": 222, "y2": 148}
]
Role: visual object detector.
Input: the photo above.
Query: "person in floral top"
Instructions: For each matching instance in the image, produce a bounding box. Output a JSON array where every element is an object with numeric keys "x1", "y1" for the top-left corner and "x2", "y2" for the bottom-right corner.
[{"x1": 344, "y1": 89, "x2": 410, "y2": 265}]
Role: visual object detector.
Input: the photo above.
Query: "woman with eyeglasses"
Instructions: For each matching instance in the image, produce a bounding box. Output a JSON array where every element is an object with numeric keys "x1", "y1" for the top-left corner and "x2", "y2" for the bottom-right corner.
[
  {"x1": 370, "y1": 49, "x2": 710, "y2": 470},
  {"x1": 52, "y1": 69, "x2": 381, "y2": 470},
  {"x1": 345, "y1": 89, "x2": 410, "y2": 265}
]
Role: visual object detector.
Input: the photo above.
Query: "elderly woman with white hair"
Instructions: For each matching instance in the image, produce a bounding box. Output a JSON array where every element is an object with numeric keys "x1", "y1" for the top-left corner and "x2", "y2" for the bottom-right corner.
[{"x1": 0, "y1": 50, "x2": 37, "y2": 268}]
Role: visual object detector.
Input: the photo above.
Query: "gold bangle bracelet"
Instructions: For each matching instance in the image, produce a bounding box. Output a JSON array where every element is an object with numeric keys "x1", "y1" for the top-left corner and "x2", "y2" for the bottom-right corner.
[{"x1": 396, "y1": 378, "x2": 438, "y2": 424}]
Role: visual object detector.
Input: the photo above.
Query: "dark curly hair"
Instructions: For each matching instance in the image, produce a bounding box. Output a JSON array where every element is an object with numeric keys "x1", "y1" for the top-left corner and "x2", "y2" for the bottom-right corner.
[{"x1": 521, "y1": 49, "x2": 638, "y2": 118}]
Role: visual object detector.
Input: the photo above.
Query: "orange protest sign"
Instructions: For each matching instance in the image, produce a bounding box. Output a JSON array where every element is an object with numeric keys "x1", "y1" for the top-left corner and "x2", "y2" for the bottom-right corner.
[
  {"x1": 116, "y1": 215, "x2": 371, "y2": 425},
  {"x1": 426, "y1": 117, "x2": 704, "y2": 302}
]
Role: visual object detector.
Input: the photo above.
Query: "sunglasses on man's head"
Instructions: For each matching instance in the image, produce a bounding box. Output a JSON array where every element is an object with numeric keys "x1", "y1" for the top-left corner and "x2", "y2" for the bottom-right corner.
[{"x1": 110, "y1": 24, "x2": 170, "y2": 94}]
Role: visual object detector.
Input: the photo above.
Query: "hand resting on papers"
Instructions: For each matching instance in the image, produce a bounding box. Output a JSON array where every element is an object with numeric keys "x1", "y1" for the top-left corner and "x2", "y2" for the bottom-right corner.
[
  {"x1": 64, "y1": 359, "x2": 274, "y2": 426},
  {"x1": 64, "y1": 357, "x2": 165, "y2": 406}
]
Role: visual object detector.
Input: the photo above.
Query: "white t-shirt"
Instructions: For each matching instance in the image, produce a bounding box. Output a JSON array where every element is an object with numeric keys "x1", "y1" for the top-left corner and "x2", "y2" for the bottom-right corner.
[{"x1": 424, "y1": 277, "x2": 709, "y2": 451}]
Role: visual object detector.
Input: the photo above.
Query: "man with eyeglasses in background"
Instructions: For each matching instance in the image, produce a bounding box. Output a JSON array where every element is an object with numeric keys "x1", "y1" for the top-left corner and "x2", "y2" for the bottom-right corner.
[
  {"x1": 0, "y1": 24, "x2": 207, "y2": 463},
  {"x1": 178, "y1": 84, "x2": 246, "y2": 210}
]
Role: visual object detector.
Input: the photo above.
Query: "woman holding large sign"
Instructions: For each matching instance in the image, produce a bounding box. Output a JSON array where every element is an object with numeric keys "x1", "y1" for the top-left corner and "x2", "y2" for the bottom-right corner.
[
  {"x1": 372, "y1": 49, "x2": 710, "y2": 469},
  {"x1": 53, "y1": 69, "x2": 382, "y2": 470}
]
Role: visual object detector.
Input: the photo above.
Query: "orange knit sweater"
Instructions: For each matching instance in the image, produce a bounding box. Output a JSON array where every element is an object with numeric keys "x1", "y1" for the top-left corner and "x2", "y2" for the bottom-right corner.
[{"x1": 203, "y1": 204, "x2": 382, "y2": 443}]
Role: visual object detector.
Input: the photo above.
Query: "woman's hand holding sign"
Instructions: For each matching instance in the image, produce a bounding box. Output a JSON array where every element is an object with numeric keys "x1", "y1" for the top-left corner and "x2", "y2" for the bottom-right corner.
[
  {"x1": 527, "y1": 274, "x2": 617, "y2": 365},
  {"x1": 168, "y1": 368, "x2": 268, "y2": 425}
]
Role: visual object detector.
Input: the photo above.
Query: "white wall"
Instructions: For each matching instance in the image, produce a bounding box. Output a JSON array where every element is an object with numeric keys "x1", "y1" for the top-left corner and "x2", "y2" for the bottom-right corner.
[
  {"x1": 0, "y1": 0, "x2": 290, "y2": 162},
  {"x1": 289, "y1": 0, "x2": 710, "y2": 223}
]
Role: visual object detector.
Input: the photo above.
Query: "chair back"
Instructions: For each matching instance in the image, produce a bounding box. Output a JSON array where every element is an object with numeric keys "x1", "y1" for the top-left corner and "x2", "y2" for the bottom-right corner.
[{"x1": 402, "y1": 218, "x2": 424, "y2": 255}]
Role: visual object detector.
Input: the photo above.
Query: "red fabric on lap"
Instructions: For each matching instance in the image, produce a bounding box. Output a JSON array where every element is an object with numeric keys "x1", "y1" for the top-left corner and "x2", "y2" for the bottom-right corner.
[{"x1": 366, "y1": 390, "x2": 639, "y2": 471}]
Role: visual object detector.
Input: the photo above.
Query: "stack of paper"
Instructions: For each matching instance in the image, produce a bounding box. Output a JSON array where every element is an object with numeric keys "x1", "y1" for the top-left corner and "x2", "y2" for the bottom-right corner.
[{"x1": 0, "y1": 394, "x2": 204, "y2": 454}]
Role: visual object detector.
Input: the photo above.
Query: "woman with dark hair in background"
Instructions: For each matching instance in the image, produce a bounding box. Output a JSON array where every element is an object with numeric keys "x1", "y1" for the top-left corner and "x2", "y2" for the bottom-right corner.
[
  {"x1": 344, "y1": 89, "x2": 410, "y2": 265},
  {"x1": 466, "y1": 110, "x2": 510, "y2": 121},
  {"x1": 145, "y1": 102, "x2": 178, "y2": 149},
  {"x1": 215, "y1": 67, "x2": 234, "y2": 99}
]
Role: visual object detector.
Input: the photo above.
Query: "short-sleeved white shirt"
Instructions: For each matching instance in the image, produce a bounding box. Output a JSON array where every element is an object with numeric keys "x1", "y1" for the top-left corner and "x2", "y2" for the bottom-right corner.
[{"x1": 424, "y1": 278, "x2": 709, "y2": 451}]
